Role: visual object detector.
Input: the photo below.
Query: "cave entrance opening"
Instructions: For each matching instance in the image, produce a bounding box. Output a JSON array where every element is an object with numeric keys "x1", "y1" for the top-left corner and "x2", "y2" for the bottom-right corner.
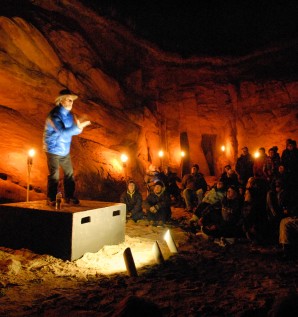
[
  {"x1": 180, "y1": 132, "x2": 190, "y2": 177},
  {"x1": 201, "y1": 134, "x2": 216, "y2": 176}
]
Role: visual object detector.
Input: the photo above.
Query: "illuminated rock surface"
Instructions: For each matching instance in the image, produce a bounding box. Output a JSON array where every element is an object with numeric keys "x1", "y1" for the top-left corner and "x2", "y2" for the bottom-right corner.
[{"x1": 0, "y1": 0, "x2": 297, "y2": 202}]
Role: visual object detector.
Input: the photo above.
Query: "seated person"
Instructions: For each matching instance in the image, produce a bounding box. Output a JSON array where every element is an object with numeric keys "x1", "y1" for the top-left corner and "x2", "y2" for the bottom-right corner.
[
  {"x1": 270, "y1": 163, "x2": 291, "y2": 191},
  {"x1": 279, "y1": 215, "x2": 298, "y2": 260},
  {"x1": 267, "y1": 180, "x2": 291, "y2": 240},
  {"x1": 143, "y1": 181, "x2": 171, "y2": 226},
  {"x1": 245, "y1": 175, "x2": 268, "y2": 241},
  {"x1": 201, "y1": 179, "x2": 226, "y2": 206},
  {"x1": 242, "y1": 187, "x2": 259, "y2": 242},
  {"x1": 191, "y1": 180, "x2": 226, "y2": 223},
  {"x1": 144, "y1": 164, "x2": 161, "y2": 195},
  {"x1": 181, "y1": 164, "x2": 207, "y2": 212},
  {"x1": 220, "y1": 165, "x2": 231, "y2": 185},
  {"x1": 163, "y1": 166, "x2": 183, "y2": 206},
  {"x1": 201, "y1": 185, "x2": 243, "y2": 239},
  {"x1": 120, "y1": 180, "x2": 143, "y2": 222},
  {"x1": 224, "y1": 169, "x2": 239, "y2": 190},
  {"x1": 246, "y1": 176, "x2": 256, "y2": 189}
]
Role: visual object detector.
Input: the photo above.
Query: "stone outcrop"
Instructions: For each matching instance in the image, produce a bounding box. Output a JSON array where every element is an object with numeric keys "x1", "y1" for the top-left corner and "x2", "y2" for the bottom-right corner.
[{"x1": 0, "y1": 0, "x2": 297, "y2": 202}]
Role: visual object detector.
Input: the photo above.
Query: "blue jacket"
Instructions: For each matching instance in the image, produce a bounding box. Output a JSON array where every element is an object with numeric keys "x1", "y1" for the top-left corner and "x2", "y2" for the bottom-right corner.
[{"x1": 43, "y1": 105, "x2": 81, "y2": 156}]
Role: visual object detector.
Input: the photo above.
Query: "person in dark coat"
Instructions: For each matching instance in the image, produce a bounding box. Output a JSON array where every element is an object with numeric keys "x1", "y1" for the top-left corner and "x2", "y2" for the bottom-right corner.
[
  {"x1": 267, "y1": 180, "x2": 290, "y2": 237},
  {"x1": 143, "y1": 181, "x2": 171, "y2": 226},
  {"x1": 235, "y1": 146, "x2": 254, "y2": 187},
  {"x1": 219, "y1": 165, "x2": 231, "y2": 188},
  {"x1": 163, "y1": 166, "x2": 183, "y2": 206},
  {"x1": 202, "y1": 185, "x2": 243, "y2": 239},
  {"x1": 264, "y1": 146, "x2": 280, "y2": 183},
  {"x1": 120, "y1": 180, "x2": 143, "y2": 222},
  {"x1": 181, "y1": 164, "x2": 207, "y2": 212}
]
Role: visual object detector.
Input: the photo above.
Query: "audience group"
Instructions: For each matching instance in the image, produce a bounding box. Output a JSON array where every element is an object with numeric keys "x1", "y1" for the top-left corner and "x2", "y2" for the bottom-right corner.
[
  {"x1": 121, "y1": 165, "x2": 175, "y2": 227},
  {"x1": 120, "y1": 138, "x2": 298, "y2": 259}
]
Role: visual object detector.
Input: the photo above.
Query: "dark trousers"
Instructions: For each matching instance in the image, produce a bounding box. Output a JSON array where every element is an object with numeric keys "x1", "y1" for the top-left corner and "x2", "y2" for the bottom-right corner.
[
  {"x1": 46, "y1": 152, "x2": 75, "y2": 201},
  {"x1": 147, "y1": 207, "x2": 171, "y2": 224}
]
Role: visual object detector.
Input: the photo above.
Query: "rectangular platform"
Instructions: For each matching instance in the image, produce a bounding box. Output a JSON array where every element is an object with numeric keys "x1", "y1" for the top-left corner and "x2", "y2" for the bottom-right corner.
[{"x1": 0, "y1": 200, "x2": 126, "y2": 261}]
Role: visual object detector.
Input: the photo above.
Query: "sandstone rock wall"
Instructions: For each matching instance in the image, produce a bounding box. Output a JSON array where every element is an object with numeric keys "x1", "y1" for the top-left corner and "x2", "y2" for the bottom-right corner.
[{"x1": 0, "y1": 0, "x2": 297, "y2": 202}]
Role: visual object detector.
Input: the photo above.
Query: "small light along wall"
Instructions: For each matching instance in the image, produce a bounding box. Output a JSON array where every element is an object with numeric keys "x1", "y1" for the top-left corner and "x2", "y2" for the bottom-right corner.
[
  {"x1": 109, "y1": 154, "x2": 129, "y2": 176},
  {"x1": 120, "y1": 153, "x2": 128, "y2": 179},
  {"x1": 120, "y1": 153, "x2": 128, "y2": 165},
  {"x1": 219, "y1": 141, "x2": 233, "y2": 161},
  {"x1": 158, "y1": 150, "x2": 164, "y2": 170}
]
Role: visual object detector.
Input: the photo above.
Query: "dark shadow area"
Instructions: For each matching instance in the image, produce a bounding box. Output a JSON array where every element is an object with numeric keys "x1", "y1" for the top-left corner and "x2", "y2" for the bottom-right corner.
[
  {"x1": 201, "y1": 134, "x2": 216, "y2": 176},
  {"x1": 84, "y1": 0, "x2": 298, "y2": 57}
]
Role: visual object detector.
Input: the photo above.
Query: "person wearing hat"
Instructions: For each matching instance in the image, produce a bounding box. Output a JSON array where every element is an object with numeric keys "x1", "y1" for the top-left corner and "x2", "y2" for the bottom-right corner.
[
  {"x1": 181, "y1": 164, "x2": 207, "y2": 212},
  {"x1": 143, "y1": 180, "x2": 171, "y2": 226},
  {"x1": 43, "y1": 89, "x2": 91, "y2": 206}
]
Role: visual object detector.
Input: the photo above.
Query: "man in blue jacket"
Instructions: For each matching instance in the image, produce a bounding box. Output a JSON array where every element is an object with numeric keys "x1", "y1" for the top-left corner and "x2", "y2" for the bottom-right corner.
[{"x1": 43, "y1": 89, "x2": 91, "y2": 206}]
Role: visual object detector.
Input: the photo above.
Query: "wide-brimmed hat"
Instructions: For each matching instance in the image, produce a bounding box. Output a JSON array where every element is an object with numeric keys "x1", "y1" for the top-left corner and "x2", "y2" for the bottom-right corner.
[{"x1": 55, "y1": 89, "x2": 78, "y2": 103}]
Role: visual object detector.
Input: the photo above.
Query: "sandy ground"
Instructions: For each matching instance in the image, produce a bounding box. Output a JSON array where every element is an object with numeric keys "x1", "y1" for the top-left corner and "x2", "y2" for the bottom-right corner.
[{"x1": 0, "y1": 206, "x2": 297, "y2": 317}]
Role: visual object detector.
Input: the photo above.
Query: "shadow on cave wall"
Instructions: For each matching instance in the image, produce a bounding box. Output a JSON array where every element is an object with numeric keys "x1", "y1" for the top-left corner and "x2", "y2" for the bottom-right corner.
[
  {"x1": 97, "y1": 178, "x2": 127, "y2": 202},
  {"x1": 180, "y1": 132, "x2": 190, "y2": 177},
  {"x1": 76, "y1": 172, "x2": 127, "y2": 202},
  {"x1": 201, "y1": 134, "x2": 216, "y2": 176}
]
